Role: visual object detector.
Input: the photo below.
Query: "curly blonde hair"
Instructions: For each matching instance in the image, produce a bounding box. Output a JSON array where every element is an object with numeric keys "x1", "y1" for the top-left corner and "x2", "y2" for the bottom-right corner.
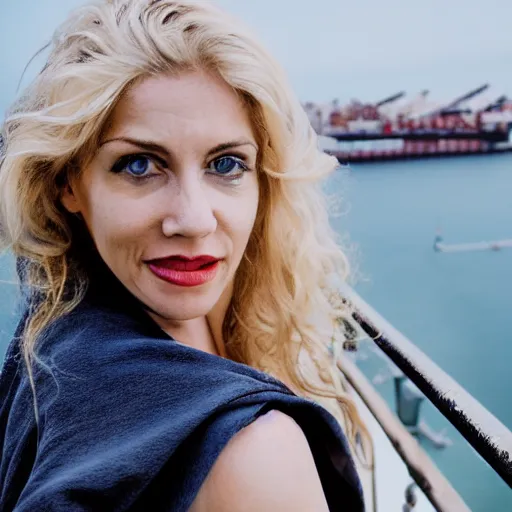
[{"x1": 0, "y1": 0, "x2": 370, "y2": 457}]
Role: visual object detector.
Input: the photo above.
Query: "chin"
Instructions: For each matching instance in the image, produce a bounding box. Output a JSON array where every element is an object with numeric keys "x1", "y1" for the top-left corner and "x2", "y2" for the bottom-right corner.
[
  {"x1": 149, "y1": 288, "x2": 222, "y2": 321},
  {"x1": 158, "y1": 305, "x2": 212, "y2": 322},
  {"x1": 136, "y1": 263, "x2": 231, "y2": 320}
]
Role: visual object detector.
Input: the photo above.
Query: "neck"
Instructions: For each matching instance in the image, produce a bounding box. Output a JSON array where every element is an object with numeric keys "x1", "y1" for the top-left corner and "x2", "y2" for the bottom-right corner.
[
  {"x1": 206, "y1": 282, "x2": 232, "y2": 358},
  {"x1": 149, "y1": 282, "x2": 233, "y2": 358},
  {"x1": 150, "y1": 315, "x2": 221, "y2": 355}
]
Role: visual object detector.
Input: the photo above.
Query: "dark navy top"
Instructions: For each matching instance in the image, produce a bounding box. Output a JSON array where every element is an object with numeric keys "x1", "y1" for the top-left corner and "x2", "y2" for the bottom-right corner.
[{"x1": 0, "y1": 258, "x2": 364, "y2": 511}]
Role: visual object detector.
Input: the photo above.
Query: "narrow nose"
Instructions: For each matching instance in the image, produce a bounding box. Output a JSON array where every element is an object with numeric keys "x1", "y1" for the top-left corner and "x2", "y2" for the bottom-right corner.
[{"x1": 161, "y1": 174, "x2": 217, "y2": 239}]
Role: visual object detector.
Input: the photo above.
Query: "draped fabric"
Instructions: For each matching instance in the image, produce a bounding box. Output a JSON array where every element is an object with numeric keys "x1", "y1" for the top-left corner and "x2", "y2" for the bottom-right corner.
[{"x1": 0, "y1": 259, "x2": 364, "y2": 511}]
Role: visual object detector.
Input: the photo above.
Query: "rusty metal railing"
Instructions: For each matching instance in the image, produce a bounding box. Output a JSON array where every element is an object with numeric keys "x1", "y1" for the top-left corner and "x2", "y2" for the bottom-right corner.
[{"x1": 338, "y1": 283, "x2": 512, "y2": 490}]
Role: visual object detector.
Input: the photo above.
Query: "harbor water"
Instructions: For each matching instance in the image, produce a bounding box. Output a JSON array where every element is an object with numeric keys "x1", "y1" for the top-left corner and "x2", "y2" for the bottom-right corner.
[
  {"x1": 1, "y1": 153, "x2": 511, "y2": 510},
  {"x1": 332, "y1": 153, "x2": 512, "y2": 510}
]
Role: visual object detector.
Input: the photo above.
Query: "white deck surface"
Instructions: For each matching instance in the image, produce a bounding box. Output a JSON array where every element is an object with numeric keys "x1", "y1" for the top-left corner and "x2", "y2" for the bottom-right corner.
[{"x1": 353, "y1": 391, "x2": 435, "y2": 512}]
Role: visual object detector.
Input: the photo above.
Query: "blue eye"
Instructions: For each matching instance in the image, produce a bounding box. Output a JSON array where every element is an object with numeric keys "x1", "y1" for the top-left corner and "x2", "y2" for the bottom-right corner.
[
  {"x1": 111, "y1": 154, "x2": 159, "y2": 178},
  {"x1": 127, "y1": 156, "x2": 149, "y2": 176},
  {"x1": 209, "y1": 156, "x2": 247, "y2": 177}
]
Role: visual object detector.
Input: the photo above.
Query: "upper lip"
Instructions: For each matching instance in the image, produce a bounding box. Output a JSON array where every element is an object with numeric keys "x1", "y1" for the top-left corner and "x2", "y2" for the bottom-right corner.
[{"x1": 145, "y1": 255, "x2": 220, "y2": 264}]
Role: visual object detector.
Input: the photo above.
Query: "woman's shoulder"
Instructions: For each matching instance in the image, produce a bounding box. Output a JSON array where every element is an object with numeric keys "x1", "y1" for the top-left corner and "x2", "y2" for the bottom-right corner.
[
  {"x1": 24, "y1": 297, "x2": 301, "y2": 441},
  {"x1": 189, "y1": 410, "x2": 331, "y2": 512},
  {"x1": 2, "y1": 299, "x2": 364, "y2": 511},
  {"x1": 34, "y1": 296, "x2": 292, "y2": 401}
]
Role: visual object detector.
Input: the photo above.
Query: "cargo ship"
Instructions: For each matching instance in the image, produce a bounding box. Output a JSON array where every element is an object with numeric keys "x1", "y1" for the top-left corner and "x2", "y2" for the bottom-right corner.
[{"x1": 304, "y1": 84, "x2": 512, "y2": 163}]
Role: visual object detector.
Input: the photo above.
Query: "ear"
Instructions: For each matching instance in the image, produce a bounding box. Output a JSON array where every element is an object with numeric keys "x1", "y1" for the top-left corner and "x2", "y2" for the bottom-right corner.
[{"x1": 60, "y1": 182, "x2": 82, "y2": 214}]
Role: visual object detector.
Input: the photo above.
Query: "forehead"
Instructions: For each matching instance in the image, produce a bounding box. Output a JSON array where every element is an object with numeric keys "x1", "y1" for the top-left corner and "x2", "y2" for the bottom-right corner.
[{"x1": 104, "y1": 71, "x2": 255, "y2": 143}]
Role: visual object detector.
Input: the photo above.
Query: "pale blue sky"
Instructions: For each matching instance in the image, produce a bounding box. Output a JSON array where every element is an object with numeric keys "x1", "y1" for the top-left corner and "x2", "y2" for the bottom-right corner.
[{"x1": 1, "y1": 0, "x2": 511, "y2": 115}]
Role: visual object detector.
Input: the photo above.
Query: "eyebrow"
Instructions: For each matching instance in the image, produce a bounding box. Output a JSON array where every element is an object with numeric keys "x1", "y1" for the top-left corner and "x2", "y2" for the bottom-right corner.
[{"x1": 99, "y1": 136, "x2": 258, "y2": 157}]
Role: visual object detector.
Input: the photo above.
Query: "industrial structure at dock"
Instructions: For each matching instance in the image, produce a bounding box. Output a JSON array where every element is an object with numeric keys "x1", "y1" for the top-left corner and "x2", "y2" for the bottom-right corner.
[{"x1": 304, "y1": 84, "x2": 512, "y2": 162}]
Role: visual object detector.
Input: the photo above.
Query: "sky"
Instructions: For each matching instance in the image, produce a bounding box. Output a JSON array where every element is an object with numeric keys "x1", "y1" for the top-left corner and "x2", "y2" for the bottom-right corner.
[{"x1": 1, "y1": 0, "x2": 512, "y2": 115}]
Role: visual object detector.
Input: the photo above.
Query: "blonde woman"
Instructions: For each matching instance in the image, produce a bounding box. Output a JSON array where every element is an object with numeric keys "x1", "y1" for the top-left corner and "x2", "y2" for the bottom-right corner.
[{"x1": 0, "y1": 1, "x2": 367, "y2": 510}]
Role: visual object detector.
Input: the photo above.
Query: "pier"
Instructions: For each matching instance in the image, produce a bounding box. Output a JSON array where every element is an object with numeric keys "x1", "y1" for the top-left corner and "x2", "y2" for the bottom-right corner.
[{"x1": 434, "y1": 236, "x2": 512, "y2": 253}]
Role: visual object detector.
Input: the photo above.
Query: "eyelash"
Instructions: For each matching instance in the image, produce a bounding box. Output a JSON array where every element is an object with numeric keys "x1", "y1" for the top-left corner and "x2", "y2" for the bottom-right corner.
[{"x1": 110, "y1": 153, "x2": 252, "y2": 182}]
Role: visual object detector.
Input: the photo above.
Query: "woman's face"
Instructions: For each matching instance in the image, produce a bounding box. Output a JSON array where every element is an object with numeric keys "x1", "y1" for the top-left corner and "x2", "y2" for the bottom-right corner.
[{"x1": 62, "y1": 71, "x2": 259, "y2": 323}]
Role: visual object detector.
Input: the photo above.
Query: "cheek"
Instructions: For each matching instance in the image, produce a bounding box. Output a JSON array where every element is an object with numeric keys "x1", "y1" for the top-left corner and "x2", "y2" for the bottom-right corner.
[
  {"x1": 81, "y1": 189, "x2": 154, "y2": 255},
  {"x1": 223, "y1": 178, "x2": 260, "y2": 255}
]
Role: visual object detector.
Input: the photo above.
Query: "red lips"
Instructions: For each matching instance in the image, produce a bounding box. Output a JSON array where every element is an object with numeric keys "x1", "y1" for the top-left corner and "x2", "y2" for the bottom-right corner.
[
  {"x1": 152, "y1": 255, "x2": 218, "y2": 271},
  {"x1": 146, "y1": 255, "x2": 221, "y2": 287}
]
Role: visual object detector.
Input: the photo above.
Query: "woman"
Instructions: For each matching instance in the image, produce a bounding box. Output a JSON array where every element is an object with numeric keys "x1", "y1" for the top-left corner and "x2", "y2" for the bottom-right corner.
[{"x1": 0, "y1": 0, "x2": 368, "y2": 510}]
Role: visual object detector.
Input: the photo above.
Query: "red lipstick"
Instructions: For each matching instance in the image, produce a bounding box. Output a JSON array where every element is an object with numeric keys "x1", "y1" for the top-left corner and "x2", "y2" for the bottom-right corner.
[{"x1": 147, "y1": 255, "x2": 220, "y2": 287}]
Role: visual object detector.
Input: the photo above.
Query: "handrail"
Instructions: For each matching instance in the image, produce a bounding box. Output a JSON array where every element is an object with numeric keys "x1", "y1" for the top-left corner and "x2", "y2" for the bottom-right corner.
[
  {"x1": 339, "y1": 356, "x2": 470, "y2": 511},
  {"x1": 338, "y1": 282, "x2": 512, "y2": 488}
]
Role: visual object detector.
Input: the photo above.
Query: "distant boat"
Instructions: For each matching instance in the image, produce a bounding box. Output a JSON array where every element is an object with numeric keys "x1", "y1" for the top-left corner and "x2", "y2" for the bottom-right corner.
[
  {"x1": 306, "y1": 83, "x2": 512, "y2": 162},
  {"x1": 433, "y1": 234, "x2": 512, "y2": 253}
]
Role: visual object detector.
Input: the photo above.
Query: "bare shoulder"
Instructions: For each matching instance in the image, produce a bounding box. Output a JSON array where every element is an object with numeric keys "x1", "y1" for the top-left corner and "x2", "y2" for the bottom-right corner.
[{"x1": 189, "y1": 410, "x2": 330, "y2": 512}]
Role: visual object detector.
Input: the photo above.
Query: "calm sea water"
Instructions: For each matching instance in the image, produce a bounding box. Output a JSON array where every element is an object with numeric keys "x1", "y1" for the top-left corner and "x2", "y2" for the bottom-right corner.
[
  {"x1": 333, "y1": 153, "x2": 512, "y2": 511},
  {"x1": 1, "y1": 154, "x2": 511, "y2": 510}
]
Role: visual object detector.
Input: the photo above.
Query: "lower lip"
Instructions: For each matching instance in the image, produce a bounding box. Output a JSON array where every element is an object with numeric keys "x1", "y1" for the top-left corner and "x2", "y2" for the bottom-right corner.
[{"x1": 147, "y1": 261, "x2": 220, "y2": 287}]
